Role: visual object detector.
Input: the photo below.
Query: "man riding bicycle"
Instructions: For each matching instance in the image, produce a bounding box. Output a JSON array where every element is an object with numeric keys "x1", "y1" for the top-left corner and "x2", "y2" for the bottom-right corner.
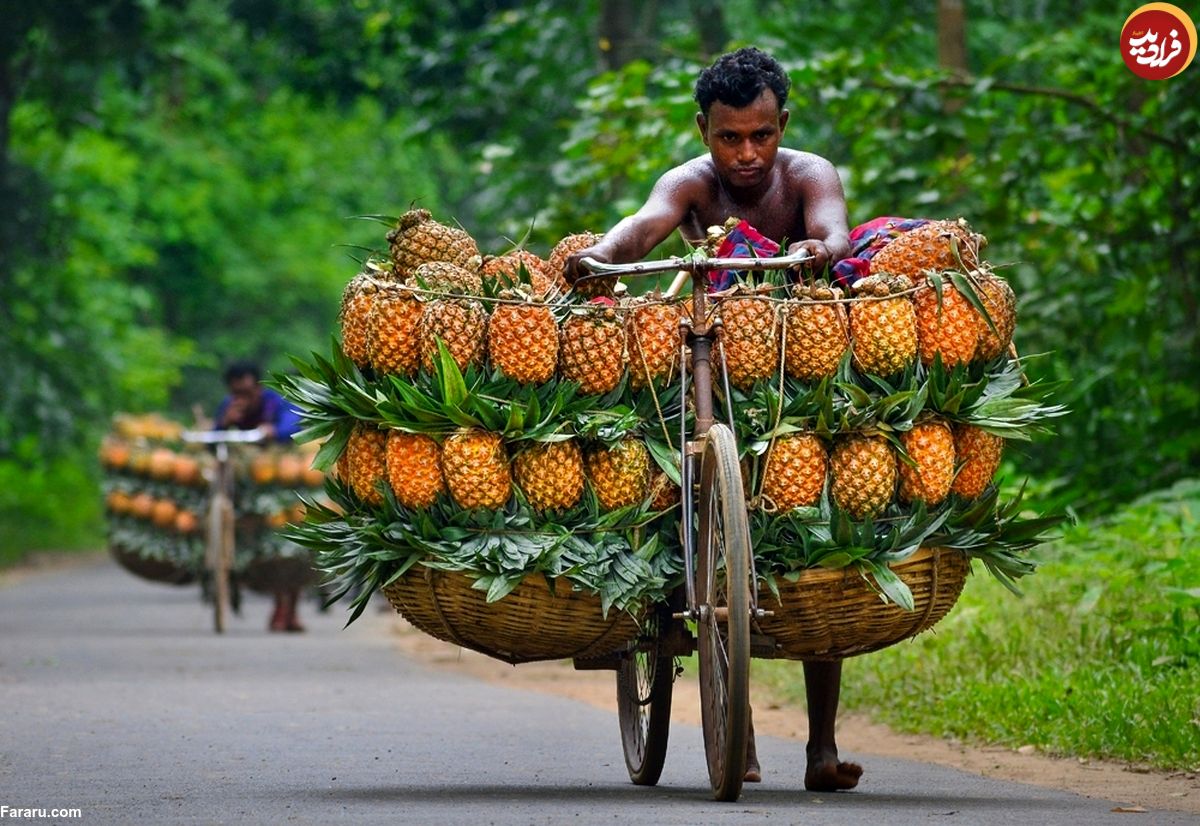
[{"x1": 565, "y1": 46, "x2": 859, "y2": 792}]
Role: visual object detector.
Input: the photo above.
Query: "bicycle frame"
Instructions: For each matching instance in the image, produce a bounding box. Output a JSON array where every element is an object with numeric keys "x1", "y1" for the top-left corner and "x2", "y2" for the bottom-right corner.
[{"x1": 579, "y1": 250, "x2": 811, "y2": 619}]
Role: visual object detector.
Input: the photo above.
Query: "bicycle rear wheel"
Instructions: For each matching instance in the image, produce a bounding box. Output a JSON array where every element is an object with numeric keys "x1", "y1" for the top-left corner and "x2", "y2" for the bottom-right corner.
[
  {"x1": 696, "y1": 423, "x2": 752, "y2": 801},
  {"x1": 616, "y1": 605, "x2": 675, "y2": 785}
]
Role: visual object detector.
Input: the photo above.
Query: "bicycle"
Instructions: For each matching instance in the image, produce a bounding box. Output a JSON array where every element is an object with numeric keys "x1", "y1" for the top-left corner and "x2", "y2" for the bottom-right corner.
[
  {"x1": 578, "y1": 249, "x2": 811, "y2": 801},
  {"x1": 181, "y1": 428, "x2": 267, "y2": 633}
]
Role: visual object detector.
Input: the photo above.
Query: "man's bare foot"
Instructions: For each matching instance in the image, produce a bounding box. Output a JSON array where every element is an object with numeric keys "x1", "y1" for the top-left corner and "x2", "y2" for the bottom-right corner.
[
  {"x1": 744, "y1": 760, "x2": 761, "y2": 783},
  {"x1": 804, "y1": 756, "x2": 862, "y2": 792}
]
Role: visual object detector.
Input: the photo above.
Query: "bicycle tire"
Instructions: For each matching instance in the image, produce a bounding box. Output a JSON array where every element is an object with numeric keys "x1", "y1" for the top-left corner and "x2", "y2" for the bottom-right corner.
[
  {"x1": 616, "y1": 605, "x2": 675, "y2": 785},
  {"x1": 696, "y1": 423, "x2": 752, "y2": 801}
]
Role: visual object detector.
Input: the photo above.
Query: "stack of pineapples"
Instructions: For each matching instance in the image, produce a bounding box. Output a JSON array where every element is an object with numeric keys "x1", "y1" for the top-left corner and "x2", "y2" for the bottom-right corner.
[
  {"x1": 100, "y1": 417, "x2": 328, "y2": 585},
  {"x1": 100, "y1": 419, "x2": 208, "y2": 577},
  {"x1": 282, "y1": 212, "x2": 1063, "y2": 624}
]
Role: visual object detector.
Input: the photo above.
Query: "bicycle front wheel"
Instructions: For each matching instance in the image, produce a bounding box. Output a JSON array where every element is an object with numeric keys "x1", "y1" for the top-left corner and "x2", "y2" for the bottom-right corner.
[
  {"x1": 696, "y1": 423, "x2": 752, "y2": 801},
  {"x1": 616, "y1": 604, "x2": 675, "y2": 785}
]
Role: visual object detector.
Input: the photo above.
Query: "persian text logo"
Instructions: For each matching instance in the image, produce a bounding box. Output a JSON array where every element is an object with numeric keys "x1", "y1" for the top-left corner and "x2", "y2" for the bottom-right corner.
[{"x1": 1122, "y1": 3, "x2": 1196, "y2": 79}]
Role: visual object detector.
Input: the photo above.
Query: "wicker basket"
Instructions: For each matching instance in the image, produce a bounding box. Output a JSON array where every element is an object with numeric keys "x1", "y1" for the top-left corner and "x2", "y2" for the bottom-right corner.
[
  {"x1": 382, "y1": 567, "x2": 642, "y2": 665},
  {"x1": 109, "y1": 544, "x2": 196, "y2": 586},
  {"x1": 755, "y1": 546, "x2": 970, "y2": 661}
]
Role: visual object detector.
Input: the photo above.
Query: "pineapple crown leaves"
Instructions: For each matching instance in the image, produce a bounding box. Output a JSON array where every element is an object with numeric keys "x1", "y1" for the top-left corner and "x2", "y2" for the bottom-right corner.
[{"x1": 921, "y1": 355, "x2": 1068, "y2": 438}]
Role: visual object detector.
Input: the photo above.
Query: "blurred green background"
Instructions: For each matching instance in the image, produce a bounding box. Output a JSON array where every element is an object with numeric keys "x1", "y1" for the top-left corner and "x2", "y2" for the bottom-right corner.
[{"x1": 1, "y1": 1, "x2": 1197, "y2": 554}]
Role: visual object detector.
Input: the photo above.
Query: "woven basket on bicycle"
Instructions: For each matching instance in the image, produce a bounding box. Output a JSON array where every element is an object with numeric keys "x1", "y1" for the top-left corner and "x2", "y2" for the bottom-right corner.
[
  {"x1": 382, "y1": 566, "x2": 642, "y2": 665},
  {"x1": 109, "y1": 543, "x2": 196, "y2": 586},
  {"x1": 754, "y1": 546, "x2": 970, "y2": 661}
]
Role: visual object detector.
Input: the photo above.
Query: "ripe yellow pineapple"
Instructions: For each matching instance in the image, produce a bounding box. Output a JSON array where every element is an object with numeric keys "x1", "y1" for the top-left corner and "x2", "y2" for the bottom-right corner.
[
  {"x1": 830, "y1": 434, "x2": 897, "y2": 518},
  {"x1": 387, "y1": 208, "x2": 480, "y2": 275},
  {"x1": 626, "y1": 298, "x2": 682, "y2": 389},
  {"x1": 869, "y1": 218, "x2": 984, "y2": 278},
  {"x1": 719, "y1": 287, "x2": 780, "y2": 390},
  {"x1": 342, "y1": 424, "x2": 389, "y2": 506},
  {"x1": 976, "y1": 274, "x2": 1017, "y2": 361},
  {"x1": 897, "y1": 419, "x2": 955, "y2": 505},
  {"x1": 419, "y1": 297, "x2": 488, "y2": 373},
  {"x1": 559, "y1": 303, "x2": 626, "y2": 395},
  {"x1": 912, "y1": 276, "x2": 980, "y2": 367},
  {"x1": 481, "y1": 250, "x2": 560, "y2": 297},
  {"x1": 340, "y1": 272, "x2": 381, "y2": 368},
  {"x1": 442, "y1": 429, "x2": 512, "y2": 510},
  {"x1": 648, "y1": 468, "x2": 681, "y2": 510},
  {"x1": 385, "y1": 431, "x2": 444, "y2": 509},
  {"x1": 784, "y1": 285, "x2": 849, "y2": 382},
  {"x1": 950, "y1": 424, "x2": 1004, "y2": 499},
  {"x1": 409, "y1": 261, "x2": 483, "y2": 297},
  {"x1": 761, "y1": 433, "x2": 828, "y2": 511},
  {"x1": 512, "y1": 440, "x2": 585, "y2": 511},
  {"x1": 585, "y1": 438, "x2": 651, "y2": 511},
  {"x1": 850, "y1": 275, "x2": 918, "y2": 376},
  {"x1": 487, "y1": 295, "x2": 559, "y2": 385},
  {"x1": 548, "y1": 231, "x2": 610, "y2": 297},
  {"x1": 368, "y1": 284, "x2": 423, "y2": 377}
]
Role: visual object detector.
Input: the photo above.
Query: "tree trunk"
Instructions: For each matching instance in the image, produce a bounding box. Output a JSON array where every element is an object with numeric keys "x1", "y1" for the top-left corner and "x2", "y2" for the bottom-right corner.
[
  {"x1": 598, "y1": 0, "x2": 660, "y2": 70},
  {"x1": 938, "y1": 0, "x2": 968, "y2": 113},
  {"x1": 689, "y1": 0, "x2": 728, "y2": 60}
]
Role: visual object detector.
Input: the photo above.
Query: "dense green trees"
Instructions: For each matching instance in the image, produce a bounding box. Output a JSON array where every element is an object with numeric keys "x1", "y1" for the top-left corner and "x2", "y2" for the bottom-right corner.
[{"x1": 2, "y1": 1, "x2": 1196, "y2": 552}]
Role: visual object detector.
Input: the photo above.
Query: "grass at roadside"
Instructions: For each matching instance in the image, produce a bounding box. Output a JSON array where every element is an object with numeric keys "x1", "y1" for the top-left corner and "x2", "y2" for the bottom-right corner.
[
  {"x1": 756, "y1": 478, "x2": 1200, "y2": 771},
  {"x1": 0, "y1": 457, "x2": 104, "y2": 566}
]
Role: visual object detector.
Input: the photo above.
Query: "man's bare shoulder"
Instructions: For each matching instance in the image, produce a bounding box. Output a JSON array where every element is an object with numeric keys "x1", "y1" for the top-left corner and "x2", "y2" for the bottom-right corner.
[
  {"x1": 778, "y1": 148, "x2": 838, "y2": 179},
  {"x1": 654, "y1": 155, "x2": 718, "y2": 190}
]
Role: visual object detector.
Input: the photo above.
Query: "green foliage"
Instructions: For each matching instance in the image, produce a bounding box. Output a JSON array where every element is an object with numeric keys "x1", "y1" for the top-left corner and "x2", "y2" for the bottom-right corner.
[
  {"x1": 757, "y1": 478, "x2": 1200, "y2": 770},
  {"x1": 0, "y1": 444, "x2": 104, "y2": 563}
]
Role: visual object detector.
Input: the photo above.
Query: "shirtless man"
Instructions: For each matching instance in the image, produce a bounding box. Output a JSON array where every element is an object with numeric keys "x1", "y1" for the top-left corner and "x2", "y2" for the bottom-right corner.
[{"x1": 565, "y1": 46, "x2": 861, "y2": 793}]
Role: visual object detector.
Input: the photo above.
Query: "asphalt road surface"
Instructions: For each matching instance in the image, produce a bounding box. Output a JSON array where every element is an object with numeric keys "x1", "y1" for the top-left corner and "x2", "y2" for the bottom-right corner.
[{"x1": 1, "y1": 557, "x2": 1191, "y2": 825}]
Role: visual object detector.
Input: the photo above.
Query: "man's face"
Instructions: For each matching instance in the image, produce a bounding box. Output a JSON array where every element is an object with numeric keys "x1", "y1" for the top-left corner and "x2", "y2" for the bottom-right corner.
[
  {"x1": 227, "y1": 375, "x2": 262, "y2": 407},
  {"x1": 697, "y1": 88, "x2": 789, "y2": 191}
]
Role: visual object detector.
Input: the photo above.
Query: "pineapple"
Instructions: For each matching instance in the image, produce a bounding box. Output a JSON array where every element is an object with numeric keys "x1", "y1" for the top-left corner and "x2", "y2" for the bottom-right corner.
[
  {"x1": 648, "y1": 468, "x2": 681, "y2": 510},
  {"x1": 976, "y1": 274, "x2": 1017, "y2": 361},
  {"x1": 342, "y1": 424, "x2": 389, "y2": 506},
  {"x1": 761, "y1": 433, "x2": 828, "y2": 511},
  {"x1": 559, "y1": 302, "x2": 626, "y2": 395},
  {"x1": 784, "y1": 284, "x2": 849, "y2": 382},
  {"x1": 626, "y1": 298, "x2": 682, "y2": 389},
  {"x1": 487, "y1": 294, "x2": 559, "y2": 385},
  {"x1": 719, "y1": 286, "x2": 780, "y2": 390},
  {"x1": 481, "y1": 250, "x2": 560, "y2": 297},
  {"x1": 897, "y1": 419, "x2": 956, "y2": 505},
  {"x1": 950, "y1": 424, "x2": 1004, "y2": 499},
  {"x1": 339, "y1": 272, "x2": 381, "y2": 368},
  {"x1": 830, "y1": 434, "x2": 897, "y2": 518},
  {"x1": 869, "y1": 218, "x2": 984, "y2": 278},
  {"x1": 512, "y1": 439, "x2": 585, "y2": 511},
  {"x1": 585, "y1": 438, "x2": 651, "y2": 511},
  {"x1": 385, "y1": 431, "x2": 445, "y2": 510},
  {"x1": 849, "y1": 275, "x2": 918, "y2": 376},
  {"x1": 548, "y1": 231, "x2": 610, "y2": 297},
  {"x1": 912, "y1": 275, "x2": 981, "y2": 367},
  {"x1": 409, "y1": 261, "x2": 483, "y2": 297},
  {"x1": 442, "y1": 429, "x2": 512, "y2": 510},
  {"x1": 419, "y1": 297, "x2": 488, "y2": 373},
  {"x1": 368, "y1": 284, "x2": 423, "y2": 377},
  {"x1": 387, "y1": 208, "x2": 480, "y2": 275}
]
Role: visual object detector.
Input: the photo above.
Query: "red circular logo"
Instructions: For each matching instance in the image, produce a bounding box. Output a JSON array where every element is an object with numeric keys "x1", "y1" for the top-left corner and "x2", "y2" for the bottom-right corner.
[{"x1": 1122, "y1": 4, "x2": 1197, "y2": 79}]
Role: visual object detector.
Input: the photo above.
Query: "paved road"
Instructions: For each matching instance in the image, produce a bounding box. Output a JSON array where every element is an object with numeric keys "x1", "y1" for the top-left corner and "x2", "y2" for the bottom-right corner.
[{"x1": 1, "y1": 558, "x2": 1190, "y2": 825}]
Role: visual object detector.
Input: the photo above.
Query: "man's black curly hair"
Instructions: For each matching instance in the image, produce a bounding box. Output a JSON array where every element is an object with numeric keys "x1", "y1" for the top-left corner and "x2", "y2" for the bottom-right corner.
[{"x1": 694, "y1": 47, "x2": 790, "y2": 115}]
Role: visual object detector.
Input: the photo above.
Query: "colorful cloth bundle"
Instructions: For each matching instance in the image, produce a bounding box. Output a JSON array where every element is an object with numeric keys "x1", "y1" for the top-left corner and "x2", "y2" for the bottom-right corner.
[
  {"x1": 709, "y1": 220, "x2": 780, "y2": 292},
  {"x1": 831, "y1": 216, "x2": 930, "y2": 288}
]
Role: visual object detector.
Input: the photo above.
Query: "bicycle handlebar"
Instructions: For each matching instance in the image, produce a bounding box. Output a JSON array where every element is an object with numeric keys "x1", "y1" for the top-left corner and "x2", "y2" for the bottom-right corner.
[
  {"x1": 181, "y1": 428, "x2": 268, "y2": 445},
  {"x1": 578, "y1": 250, "x2": 813, "y2": 279}
]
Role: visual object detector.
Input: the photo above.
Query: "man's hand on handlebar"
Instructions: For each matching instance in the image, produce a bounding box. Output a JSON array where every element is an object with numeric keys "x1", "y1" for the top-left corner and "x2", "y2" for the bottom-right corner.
[
  {"x1": 786, "y1": 239, "x2": 832, "y2": 272},
  {"x1": 564, "y1": 246, "x2": 610, "y2": 286}
]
